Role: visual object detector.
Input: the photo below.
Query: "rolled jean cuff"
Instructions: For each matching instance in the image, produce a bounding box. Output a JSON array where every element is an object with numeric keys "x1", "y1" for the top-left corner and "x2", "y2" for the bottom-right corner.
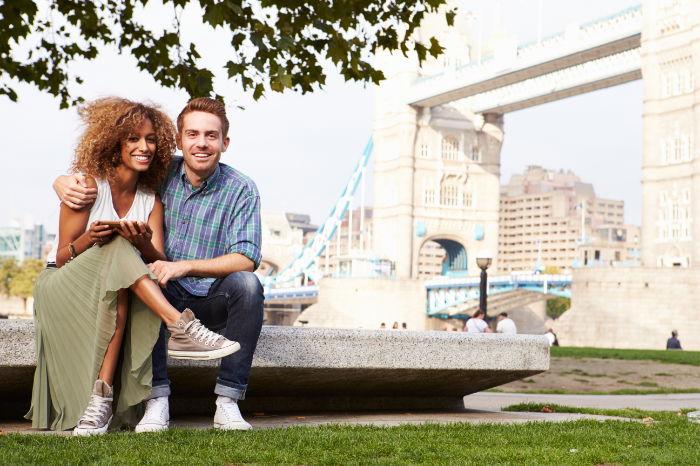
[
  {"x1": 214, "y1": 382, "x2": 246, "y2": 400},
  {"x1": 147, "y1": 383, "x2": 171, "y2": 400}
]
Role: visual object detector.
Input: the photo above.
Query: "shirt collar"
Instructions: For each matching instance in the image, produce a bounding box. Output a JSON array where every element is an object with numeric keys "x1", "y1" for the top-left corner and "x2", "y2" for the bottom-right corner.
[{"x1": 179, "y1": 160, "x2": 221, "y2": 192}]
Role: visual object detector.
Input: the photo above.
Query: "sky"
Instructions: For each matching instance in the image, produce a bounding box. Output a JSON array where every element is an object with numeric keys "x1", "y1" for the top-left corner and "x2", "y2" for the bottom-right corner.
[{"x1": 0, "y1": 0, "x2": 643, "y2": 232}]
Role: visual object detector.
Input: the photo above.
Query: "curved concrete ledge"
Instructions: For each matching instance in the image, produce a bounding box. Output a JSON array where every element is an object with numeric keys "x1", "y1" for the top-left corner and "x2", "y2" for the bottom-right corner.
[{"x1": 0, "y1": 320, "x2": 549, "y2": 416}]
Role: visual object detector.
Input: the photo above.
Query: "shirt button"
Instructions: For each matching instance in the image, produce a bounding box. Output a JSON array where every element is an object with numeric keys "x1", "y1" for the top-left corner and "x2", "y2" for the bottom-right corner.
[{"x1": 181, "y1": 219, "x2": 187, "y2": 224}]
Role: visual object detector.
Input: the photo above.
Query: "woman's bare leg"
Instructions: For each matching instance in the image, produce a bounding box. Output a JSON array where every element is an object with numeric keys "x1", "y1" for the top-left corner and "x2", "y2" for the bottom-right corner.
[
  {"x1": 97, "y1": 289, "x2": 128, "y2": 385},
  {"x1": 130, "y1": 276, "x2": 181, "y2": 324}
]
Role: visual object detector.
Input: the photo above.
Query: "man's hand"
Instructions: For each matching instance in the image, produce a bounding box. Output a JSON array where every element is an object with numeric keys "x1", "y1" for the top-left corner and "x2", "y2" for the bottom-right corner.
[
  {"x1": 148, "y1": 260, "x2": 192, "y2": 287},
  {"x1": 54, "y1": 174, "x2": 97, "y2": 209}
]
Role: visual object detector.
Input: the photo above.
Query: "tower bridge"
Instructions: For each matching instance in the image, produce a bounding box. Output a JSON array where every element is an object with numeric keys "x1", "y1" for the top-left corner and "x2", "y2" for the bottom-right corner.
[
  {"x1": 408, "y1": 5, "x2": 642, "y2": 111},
  {"x1": 263, "y1": 1, "x2": 700, "y2": 338}
]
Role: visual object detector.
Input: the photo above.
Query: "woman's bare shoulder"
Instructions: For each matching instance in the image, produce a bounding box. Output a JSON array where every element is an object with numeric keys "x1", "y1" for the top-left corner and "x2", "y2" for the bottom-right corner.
[{"x1": 83, "y1": 174, "x2": 98, "y2": 189}]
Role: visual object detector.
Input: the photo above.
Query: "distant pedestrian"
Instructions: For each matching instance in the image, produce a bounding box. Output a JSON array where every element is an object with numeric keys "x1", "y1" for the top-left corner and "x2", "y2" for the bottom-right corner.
[
  {"x1": 496, "y1": 312, "x2": 517, "y2": 334},
  {"x1": 545, "y1": 329, "x2": 559, "y2": 347},
  {"x1": 465, "y1": 310, "x2": 492, "y2": 334},
  {"x1": 392, "y1": 321, "x2": 399, "y2": 330},
  {"x1": 401, "y1": 322, "x2": 407, "y2": 330},
  {"x1": 666, "y1": 330, "x2": 682, "y2": 350},
  {"x1": 380, "y1": 322, "x2": 386, "y2": 329}
]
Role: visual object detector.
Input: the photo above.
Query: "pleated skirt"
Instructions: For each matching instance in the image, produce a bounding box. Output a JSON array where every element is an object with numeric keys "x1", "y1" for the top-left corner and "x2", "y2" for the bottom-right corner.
[{"x1": 25, "y1": 236, "x2": 161, "y2": 431}]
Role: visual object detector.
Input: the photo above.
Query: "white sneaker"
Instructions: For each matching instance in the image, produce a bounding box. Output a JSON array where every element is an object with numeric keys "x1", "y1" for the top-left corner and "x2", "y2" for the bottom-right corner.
[
  {"x1": 213, "y1": 396, "x2": 252, "y2": 430},
  {"x1": 135, "y1": 396, "x2": 170, "y2": 433}
]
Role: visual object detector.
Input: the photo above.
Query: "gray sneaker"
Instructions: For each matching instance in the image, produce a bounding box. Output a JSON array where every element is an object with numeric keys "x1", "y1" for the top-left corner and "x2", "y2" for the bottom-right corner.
[
  {"x1": 167, "y1": 309, "x2": 241, "y2": 360},
  {"x1": 73, "y1": 380, "x2": 113, "y2": 436}
]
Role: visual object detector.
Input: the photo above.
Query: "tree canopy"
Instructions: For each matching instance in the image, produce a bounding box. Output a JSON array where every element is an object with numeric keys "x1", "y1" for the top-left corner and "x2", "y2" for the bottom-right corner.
[
  {"x1": 1, "y1": 0, "x2": 453, "y2": 108},
  {"x1": 8, "y1": 258, "x2": 43, "y2": 302}
]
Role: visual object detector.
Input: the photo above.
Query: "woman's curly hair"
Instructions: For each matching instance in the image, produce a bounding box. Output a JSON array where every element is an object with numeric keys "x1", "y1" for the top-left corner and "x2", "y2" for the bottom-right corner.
[{"x1": 72, "y1": 97, "x2": 176, "y2": 191}]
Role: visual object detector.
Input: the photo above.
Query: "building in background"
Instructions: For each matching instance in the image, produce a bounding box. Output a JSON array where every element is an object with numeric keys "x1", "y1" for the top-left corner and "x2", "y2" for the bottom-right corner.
[
  {"x1": 0, "y1": 223, "x2": 53, "y2": 262},
  {"x1": 577, "y1": 224, "x2": 641, "y2": 267},
  {"x1": 498, "y1": 166, "x2": 635, "y2": 273}
]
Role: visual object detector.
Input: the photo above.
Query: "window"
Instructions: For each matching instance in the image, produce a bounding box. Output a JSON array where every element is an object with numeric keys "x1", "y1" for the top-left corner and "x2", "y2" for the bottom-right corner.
[
  {"x1": 683, "y1": 68, "x2": 694, "y2": 93},
  {"x1": 441, "y1": 184, "x2": 459, "y2": 206},
  {"x1": 470, "y1": 145, "x2": 482, "y2": 162},
  {"x1": 424, "y1": 188, "x2": 435, "y2": 205},
  {"x1": 657, "y1": 188, "x2": 692, "y2": 241},
  {"x1": 463, "y1": 191, "x2": 473, "y2": 207},
  {"x1": 441, "y1": 137, "x2": 459, "y2": 161},
  {"x1": 418, "y1": 142, "x2": 430, "y2": 159},
  {"x1": 661, "y1": 133, "x2": 693, "y2": 164},
  {"x1": 440, "y1": 176, "x2": 461, "y2": 206}
]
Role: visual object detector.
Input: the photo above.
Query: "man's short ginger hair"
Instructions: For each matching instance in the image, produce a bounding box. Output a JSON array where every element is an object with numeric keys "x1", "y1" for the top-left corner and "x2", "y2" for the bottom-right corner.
[{"x1": 177, "y1": 97, "x2": 230, "y2": 138}]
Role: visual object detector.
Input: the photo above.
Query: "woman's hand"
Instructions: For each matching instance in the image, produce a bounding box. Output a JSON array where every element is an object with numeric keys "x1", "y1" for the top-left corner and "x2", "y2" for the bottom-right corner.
[
  {"x1": 116, "y1": 221, "x2": 153, "y2": 250},
  {"x1": 88, "y1": 221, "x2": 116, "y2": 245}
]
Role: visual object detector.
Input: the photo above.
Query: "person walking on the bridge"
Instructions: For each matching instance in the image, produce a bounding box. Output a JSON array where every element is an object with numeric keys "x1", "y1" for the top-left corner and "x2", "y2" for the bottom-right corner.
[
  {"x1": 465, "y1": 310, "x2": 492, "y2": 333},
  {"x1": 496, "y1": 312, "x2": 517, "y2": 334},
  {"x1": 666, "y1": 330, "x2": 682, "y2": 350},
  {"x1": 54, "y1": 97, "x2": 264, "y2": 432}
]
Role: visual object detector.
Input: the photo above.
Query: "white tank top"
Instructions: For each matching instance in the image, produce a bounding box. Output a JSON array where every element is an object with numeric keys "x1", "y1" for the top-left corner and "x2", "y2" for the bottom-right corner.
[{"x1": 46, "y1": 178, "x2": 155, "y2": 263}]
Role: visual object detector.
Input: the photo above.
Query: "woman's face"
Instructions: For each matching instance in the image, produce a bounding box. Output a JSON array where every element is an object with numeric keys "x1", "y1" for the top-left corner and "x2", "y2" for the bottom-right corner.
[{"x1": 120, "y1": 118, "x2": 156, "y2": 172}]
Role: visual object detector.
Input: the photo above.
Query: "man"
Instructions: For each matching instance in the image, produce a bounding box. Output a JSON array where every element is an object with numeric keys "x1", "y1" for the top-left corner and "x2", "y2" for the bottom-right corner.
[
  {"x1": 54, "y1": 97, "x2": 264, "y2": 432},
  {"x1": 666, "y1": 330, "x2": 682, "y2": 350},
  {"x1": 496, "y1": 312, "x2": 517, "y2": 334}
]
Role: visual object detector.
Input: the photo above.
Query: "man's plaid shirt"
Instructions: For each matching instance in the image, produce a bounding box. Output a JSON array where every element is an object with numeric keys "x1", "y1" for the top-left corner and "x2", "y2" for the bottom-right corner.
[{"x1": 161, "y1": 156, "x2": 262, "y2": 296}]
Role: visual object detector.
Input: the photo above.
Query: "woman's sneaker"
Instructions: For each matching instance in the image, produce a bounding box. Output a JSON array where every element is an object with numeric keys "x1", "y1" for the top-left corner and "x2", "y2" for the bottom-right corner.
[
  {"x1": 73, "y1": 380, "x2": 113, "y2": 436},
  {"x1": 167, "y1": 309, "x2": 240, "y2": 360}
]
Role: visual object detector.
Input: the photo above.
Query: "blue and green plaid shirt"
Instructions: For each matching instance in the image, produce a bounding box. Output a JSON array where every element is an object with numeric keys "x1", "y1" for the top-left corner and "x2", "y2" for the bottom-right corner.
[{"x1": 161, "y1": 156, "x2": 262, "y2": 296}]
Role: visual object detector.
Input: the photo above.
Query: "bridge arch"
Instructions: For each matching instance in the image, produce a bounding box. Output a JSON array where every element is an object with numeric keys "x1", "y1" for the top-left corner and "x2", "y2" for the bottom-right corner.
[
  {"x1": 658, "y1": 245, "x2": 690, "y2": 268},
  {"x1": 417, "y1": 236, "x2": 469, "y2": 279}
]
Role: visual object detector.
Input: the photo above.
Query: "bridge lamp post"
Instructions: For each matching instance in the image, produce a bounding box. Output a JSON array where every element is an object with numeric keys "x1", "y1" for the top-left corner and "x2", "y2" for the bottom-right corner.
[{"x1": 476, "y1": 251, "x2": 493, "y2": 316}]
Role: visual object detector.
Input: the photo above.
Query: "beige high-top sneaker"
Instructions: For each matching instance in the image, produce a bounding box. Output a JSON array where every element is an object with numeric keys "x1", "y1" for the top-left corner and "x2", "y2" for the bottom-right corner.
[
  {"x1": 73, "y1": 380, "x2": 113, "y2": 436},
  {"x1": 167, "y1": 309, "x2": 240, "y2": 360}
]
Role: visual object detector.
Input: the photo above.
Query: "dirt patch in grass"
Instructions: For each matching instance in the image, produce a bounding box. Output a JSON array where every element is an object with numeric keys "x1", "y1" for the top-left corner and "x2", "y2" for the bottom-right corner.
[{"x1": 499, "y1": 357, "x2": 700, "y2": 393}]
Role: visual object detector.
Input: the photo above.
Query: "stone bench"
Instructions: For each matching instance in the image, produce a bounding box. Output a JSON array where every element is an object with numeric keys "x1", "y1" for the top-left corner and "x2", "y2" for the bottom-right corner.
[{"x1": 0, "y1": 320, "x2": 549, "y2": 417}]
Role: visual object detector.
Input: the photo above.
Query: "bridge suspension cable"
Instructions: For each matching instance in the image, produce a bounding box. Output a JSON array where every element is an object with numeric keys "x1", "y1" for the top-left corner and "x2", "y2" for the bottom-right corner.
[{"x1": 263, "y1": 138, "x2": 374, "y2": 287}]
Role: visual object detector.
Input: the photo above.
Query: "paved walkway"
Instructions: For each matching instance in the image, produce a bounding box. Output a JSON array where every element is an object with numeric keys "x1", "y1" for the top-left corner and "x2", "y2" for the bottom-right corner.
[
  {"x1": 4, "y1": 393, "x2": 698, "y2": 435},
  {"x1": 463, "y1": 392, "x2": 700, "y2": 412}
]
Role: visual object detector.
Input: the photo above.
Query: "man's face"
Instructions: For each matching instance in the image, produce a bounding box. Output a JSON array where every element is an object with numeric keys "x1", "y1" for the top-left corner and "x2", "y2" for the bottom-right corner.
[
  {"x1": 498, "y1": 315, "x2": 505, "y2": 321},
  {"x1": 177, "y1": 111, "x2": 230, "y2": 178}
]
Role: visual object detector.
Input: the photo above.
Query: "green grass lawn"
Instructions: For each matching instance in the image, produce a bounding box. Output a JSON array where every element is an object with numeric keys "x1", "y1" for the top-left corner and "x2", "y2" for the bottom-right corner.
[
  {"x1": 552, "y1": 346, "x2": 700, "y2": 366},
  {"x1": 2, "y1": 416, "x2": 699, "y2": 465},
  {"x1": 503, "y1": 403, "x2": 698, "y2": 421}
]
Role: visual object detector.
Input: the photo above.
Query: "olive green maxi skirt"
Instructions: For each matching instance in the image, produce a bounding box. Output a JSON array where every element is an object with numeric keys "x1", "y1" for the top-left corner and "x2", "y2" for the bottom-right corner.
[{"x1": 26, "y1": 236, "x2": 161, "y2": 431}]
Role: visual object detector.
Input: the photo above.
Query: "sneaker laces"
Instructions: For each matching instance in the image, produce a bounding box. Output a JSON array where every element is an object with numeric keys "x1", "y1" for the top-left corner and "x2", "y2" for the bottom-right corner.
[
  {"x1": 141, "y1": 397, "x2": 168, "y2": 422},
  {"x1": 218, "y1": 399, "x2": 245, "y2": 422},
  {"x1": 184, "y1": 318, "x2": 223, "y2": 346},
  {"x1": 78, "y1": 393, "x2": 111, "y2": 427}
]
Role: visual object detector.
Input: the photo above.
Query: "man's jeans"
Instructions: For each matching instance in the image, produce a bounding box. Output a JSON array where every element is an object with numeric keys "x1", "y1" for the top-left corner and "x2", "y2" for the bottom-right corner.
[{"x1": 149, "y1": 271, "x2": 264, "y2": 400}]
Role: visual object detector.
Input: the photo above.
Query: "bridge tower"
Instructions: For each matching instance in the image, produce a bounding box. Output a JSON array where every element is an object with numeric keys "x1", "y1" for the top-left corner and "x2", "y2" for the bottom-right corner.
[
  {"x1": 372, "y1": 9, "x2": 502, "y2": 279},
  {"x1": 641, "y1": 0, "x2": 700, "y2": 267}
]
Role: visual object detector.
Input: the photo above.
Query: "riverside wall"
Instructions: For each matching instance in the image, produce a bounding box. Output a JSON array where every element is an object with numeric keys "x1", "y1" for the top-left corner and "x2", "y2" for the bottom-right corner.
[{"x1": 553, "y1": 267, "x2": 700, "y2": 350}]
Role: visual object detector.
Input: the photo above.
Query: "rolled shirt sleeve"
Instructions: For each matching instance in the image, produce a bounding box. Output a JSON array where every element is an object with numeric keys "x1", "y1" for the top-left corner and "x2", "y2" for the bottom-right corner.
[{"x1": 227, "y1": 191, "x2": 262, "y2": 270}]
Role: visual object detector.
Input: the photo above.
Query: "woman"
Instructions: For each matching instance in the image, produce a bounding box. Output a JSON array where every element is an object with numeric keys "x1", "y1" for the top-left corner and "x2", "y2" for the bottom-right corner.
[
  {"x1": 26, "y1": 98, "x2": 239, "y2": 435},
  {"x1": 464, "y1": 310, "x2": 492, "y2": 333}
]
